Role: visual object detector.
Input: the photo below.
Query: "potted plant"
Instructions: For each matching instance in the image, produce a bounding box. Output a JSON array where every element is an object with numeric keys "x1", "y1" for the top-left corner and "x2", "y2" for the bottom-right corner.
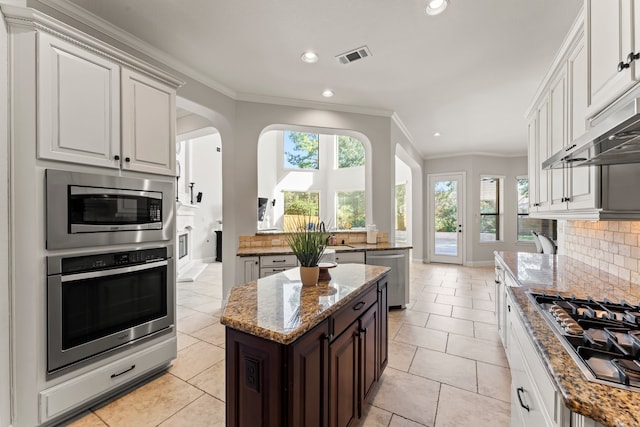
[{"x1": 286, "y1": 217, "x2": 328, "y2": 287}]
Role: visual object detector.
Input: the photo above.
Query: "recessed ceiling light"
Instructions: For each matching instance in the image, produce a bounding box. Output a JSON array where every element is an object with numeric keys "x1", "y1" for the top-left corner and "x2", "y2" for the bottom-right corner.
[
  {"x1": 426, "y1": 0, "x2": 449, "y2": 15},
  {"x1": 301, "y1": 51, "x2": 319, "y2": 63},
  {"x1": 322, "y1": 89, "x2": 334, "y2": 98},
  {"x1": 434, "y1": 132, "x2": 441, "y2": 137}
]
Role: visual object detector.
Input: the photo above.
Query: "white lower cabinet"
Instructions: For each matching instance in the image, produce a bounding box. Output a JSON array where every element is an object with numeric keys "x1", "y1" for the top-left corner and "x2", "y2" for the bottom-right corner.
[
  {"x1": 39, "y1": 337, "x2": 176, "y2": 423},
  {"x1": 496, "y1": 260, "x2": 607, "y2": 427},
  {"x1": 335, "y1": 251, "x2": 365, "y2": 264}
]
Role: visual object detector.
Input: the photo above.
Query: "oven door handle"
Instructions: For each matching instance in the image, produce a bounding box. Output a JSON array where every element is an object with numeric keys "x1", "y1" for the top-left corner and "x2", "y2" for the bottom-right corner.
[
  {"x1": 60, "y1": 260, "x2": 168, "y2": 282},
  {"x1": 70, "y1": 186, "x2": 162, "y2": 199}
]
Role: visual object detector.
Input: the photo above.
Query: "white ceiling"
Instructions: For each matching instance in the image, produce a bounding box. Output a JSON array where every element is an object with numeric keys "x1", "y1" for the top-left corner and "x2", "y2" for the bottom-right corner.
[{"x1": 58, "y1": 0, "x2": 582, "y2": 158}]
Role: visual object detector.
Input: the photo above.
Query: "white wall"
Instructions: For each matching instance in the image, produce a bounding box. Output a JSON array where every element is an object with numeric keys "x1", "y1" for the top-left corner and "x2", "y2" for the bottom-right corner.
[
  {"x1": 189, "y1": 133, "x2": 223, "y2": 261},
  {"x1": 424, "y1": 154, "x2": 532, "y2": 266},
  {"x1": 0, "y1": 8, "x2": 11, "y2": 427}
]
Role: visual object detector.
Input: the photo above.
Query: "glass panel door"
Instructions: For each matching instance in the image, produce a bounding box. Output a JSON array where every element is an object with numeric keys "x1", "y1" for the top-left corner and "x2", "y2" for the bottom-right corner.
[{"x1": 429, "y1": 173, "x2": 464, "y2": 264}]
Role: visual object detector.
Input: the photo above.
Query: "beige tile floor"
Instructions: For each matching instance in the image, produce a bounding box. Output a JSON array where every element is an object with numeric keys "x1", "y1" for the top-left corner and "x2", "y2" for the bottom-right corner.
[{"x1": 67, "y1": 262, "x2": 511, "y2": 427}]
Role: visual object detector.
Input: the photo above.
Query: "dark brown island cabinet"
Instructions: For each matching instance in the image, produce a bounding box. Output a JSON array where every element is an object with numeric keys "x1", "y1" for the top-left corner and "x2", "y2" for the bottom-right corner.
[{"x1": 221, "y1": 264, "x2": 389, "y2": 427}]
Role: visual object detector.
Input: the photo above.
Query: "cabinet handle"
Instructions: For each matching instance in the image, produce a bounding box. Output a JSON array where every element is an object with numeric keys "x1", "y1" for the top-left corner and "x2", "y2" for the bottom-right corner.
[
  {"x1": 628, "y1": 52, "x2": 640, "y2": 63},
  {"x1": 618, "y1": 61, "x2": 630, "y2": 72},
  {"x1": 360, "y1": 327, "x2": 368, "y2": 334},
  {"x1": 516, "y1": 387, "x2": 530, "y2": 412},
  {"x1": 323, "y1": 334, "x2": 333, "y2": 341},
  {"x1": 125, "y1": 157, "x2": 131, "y2": 162},
  {"x1": 508, "y1": 305, "x2": 511, "y2": 312},
  {"x1": 272, "y1": 259, "x2": 287, "y2": 263},
  {"x1": 564, "y1": 144, "x2": 576, "y2": 152},
  {"x1": 495, "y1": 279, "x2": 501, "y2": 284},
  {"x1": 114, "y1": 155, "x2": 120, "y2": 161},
  {"x1": 353, "y1": 301, "x2": 366, "y2": 311},
  {"x1": 111, "y1": 364, "x2": 136, "y2": 378}
]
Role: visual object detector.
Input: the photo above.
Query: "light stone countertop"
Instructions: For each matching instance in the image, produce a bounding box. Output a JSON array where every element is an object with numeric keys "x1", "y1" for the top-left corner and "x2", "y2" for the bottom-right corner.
[
  {"x1": 220, "y1": 264, "x2": 390, "y2": 345},
  {"x1": 236, "y1": 242, "x2": 412, "y2": 257},
  {"x1": 495, "y1": 251, "x2": 640, "y2": 427}
]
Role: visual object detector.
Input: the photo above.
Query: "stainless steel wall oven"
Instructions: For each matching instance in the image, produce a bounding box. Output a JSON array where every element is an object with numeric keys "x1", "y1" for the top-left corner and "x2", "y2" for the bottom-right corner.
[
  {"x1": 46, "y1": 169, "x2": 174, "y2": 249},
  {"x1": 46, "y1": 245, "x2": 174, "y2": 375}
]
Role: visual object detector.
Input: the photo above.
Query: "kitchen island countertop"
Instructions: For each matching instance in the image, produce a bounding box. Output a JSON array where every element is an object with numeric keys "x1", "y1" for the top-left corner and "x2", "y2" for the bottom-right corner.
[
  {"x1": 220, "y1": 263, "x2": 390, "y2": 344},
  {"x1": 495, "y1": 251, "x2": 640, "y2": 427}
]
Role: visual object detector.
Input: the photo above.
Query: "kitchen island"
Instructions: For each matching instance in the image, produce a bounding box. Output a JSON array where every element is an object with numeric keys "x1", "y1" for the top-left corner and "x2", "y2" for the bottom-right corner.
[
  {"x1": 495, "y1": 251, "x2": 640, "y2": 427},
  {"x1": 221, "y1": 263, "x2": 390, "y2": 427}
]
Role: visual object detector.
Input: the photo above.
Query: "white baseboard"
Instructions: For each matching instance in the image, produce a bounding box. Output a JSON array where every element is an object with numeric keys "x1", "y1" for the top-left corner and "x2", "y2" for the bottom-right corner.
[{"x1": 177, "y1": 261, "x2": 208, "y2": 282}]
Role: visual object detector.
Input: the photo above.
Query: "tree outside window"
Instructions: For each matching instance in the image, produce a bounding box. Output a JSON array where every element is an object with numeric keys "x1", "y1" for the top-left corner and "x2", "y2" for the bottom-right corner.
[
  {"x1": 284, "y1": 131, "x2": 319, "y2": 169},
  {"x1": 336, "y1": 191, "x2": 365, "y2": 229},
  {"x1": 395, "y1": 183, "x2": 407, "y2": 243},
  {"x1": 283, "y1": 191, "x2": 319, "y2": 231},
  {"x1": 337, "y1": 136, "x2": 365, "y2": 168},
  {"x1": 480, "y1": 176, "x2": 503, "y2": 242}
]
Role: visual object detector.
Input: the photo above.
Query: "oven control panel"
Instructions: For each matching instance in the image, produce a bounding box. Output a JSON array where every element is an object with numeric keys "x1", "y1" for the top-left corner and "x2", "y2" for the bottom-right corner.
[{"x1": 60, "y1": 247, "x2": 168, "y2": 274}]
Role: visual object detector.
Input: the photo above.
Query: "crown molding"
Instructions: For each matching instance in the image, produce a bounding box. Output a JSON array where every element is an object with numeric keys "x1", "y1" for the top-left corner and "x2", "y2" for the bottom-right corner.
[
  {"x1": 33, "y1": 0, "x2": 236, "y2": 98},
  {"x1": 236, "y1": 92, "x2": 393, "y2": 117},
  {"x1": 424, "y1": 151, "x2": 527, "y2": 161}
]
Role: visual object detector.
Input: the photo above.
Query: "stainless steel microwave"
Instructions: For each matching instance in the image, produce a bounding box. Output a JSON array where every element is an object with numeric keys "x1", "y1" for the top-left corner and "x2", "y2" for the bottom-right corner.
[{"x1": 46, "y1": 170, "x2": 174, "y2": 249}]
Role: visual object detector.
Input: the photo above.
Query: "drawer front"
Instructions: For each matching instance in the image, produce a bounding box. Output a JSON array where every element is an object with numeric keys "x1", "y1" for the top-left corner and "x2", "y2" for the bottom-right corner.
[
  {"x1": 260, "y1": 267, "x2": 289, "y2": 278},
  {"x1": 335, "y1": 251, "x2": 365, "y2": 264},
  {"x1": 332, "y1": 285, "x2": 377, "y2": 338},
  {"x1": 260, "y1": 254, "x2": 297, "y2": 268}
]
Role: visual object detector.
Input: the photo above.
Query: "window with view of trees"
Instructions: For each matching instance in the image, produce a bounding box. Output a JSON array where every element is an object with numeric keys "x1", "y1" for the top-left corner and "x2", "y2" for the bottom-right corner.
[
  {"x1": 516, "y1": 177, "x2": 557, "y2": 241},
  {"x1": 283, "y1": 191, "x2": 319, "y2": 231},
  {"x1": 480, "y1": 176, "x2": 503, "y2": 242},
  {"x1": 337, "y1": 135, "x2": 365, "y2": 168},
  {"x1": 284, "y1": 131, "x2": 319, "y2": 169},
  {"x1": 395, "y1": 183, "x2": 407, "y2": 243},
  {"x1": 336, "y1": 191, "x2": 365, "y2": 229}
]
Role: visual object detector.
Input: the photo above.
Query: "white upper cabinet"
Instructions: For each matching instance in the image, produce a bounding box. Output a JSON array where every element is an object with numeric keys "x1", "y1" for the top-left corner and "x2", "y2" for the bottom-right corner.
[
  {"x1": 586, "y1": 0, "x2": 637, "y2": 115},
  {"x1": 37, "y1": 31, "x2": 180, "y2": 176},
  {"x1": 38, "y1": 32, "x2": 120, "y2": 168},
  {"x1": 121, "y1": 69, "x2": 176, "y2": 175},
  {"x1": 527, "y1": 115, "x2": 540, "y2": 213},
  {"x1": 548, "y1": 66, "x2": 568, "y2": 211}
]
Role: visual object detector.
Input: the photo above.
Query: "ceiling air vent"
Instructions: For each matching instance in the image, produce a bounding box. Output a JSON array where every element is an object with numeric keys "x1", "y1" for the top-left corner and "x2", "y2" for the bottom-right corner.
[{"x1": 336, "y1": 46, "x2": 372, "y2": 65}]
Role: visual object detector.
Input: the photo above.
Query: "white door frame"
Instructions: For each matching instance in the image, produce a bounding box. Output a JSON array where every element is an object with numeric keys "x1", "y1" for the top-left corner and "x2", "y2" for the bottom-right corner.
[{"x1": 427, "y1": 172, "x2": 466, "y2": 265}]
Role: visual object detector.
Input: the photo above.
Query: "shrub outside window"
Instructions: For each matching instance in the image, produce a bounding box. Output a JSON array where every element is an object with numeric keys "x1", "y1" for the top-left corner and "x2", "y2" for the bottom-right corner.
[
  {"x1": 283, "y1": 191, "x2": 319, "y2": 231},
  {"x1": 336, "y1": 191, "x2": 365, "y2": 230}
]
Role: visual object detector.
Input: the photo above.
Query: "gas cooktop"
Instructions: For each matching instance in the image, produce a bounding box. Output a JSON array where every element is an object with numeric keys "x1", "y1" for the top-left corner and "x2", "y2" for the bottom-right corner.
[{"x1": 528, "y1": 292, "x2": 640, "y2": 391}]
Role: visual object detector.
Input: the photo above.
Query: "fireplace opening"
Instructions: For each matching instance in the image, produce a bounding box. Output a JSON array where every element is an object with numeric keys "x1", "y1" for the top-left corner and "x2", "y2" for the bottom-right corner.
[{"x1": 178, "y1": 233, "x2": 188, "y2": 259}]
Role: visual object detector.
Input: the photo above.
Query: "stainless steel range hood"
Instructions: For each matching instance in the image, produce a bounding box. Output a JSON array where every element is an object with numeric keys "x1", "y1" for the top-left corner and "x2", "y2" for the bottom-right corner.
[{"x1": 542, "y1": 98, "x2": 640, "y2": 169}]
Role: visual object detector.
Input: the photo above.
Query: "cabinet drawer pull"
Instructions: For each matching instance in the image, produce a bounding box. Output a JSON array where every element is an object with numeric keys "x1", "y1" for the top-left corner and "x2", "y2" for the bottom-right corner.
[
  {"x1": 353, "y1": 301, "x2": 366, "y2": 311},
  {"x1": 111, "y1": 364, "x2": 136, "y2": 378},
  {"x1": 564, "y1": 144, "x2": 576, "y2": 152},
  {"x1": 272, "y1": 259, "x2": 287, "y2": 263},
  {"x1": 516, "y1": 387, "x2": 530, "y2": 412}
]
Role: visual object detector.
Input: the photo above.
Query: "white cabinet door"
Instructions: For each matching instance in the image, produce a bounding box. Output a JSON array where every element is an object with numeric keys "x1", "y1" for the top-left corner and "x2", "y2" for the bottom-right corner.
[
  {"x1": 567, "y1": 35, "x2": 599, "y2": 210},
  {"x1": 549, "y1": 67, "x2": 568, "y2": 211},
  {"x1": 537, "y1": 99, "x2": 551, "y2": 211},
  {"x1": 335, "y1": 251, "x2": 365, "y2": 264},
  {"x1": 527, "y1": 115, "x2": 539, "y2": 213},
  {"x1": 121, "y1": 68, "x2": 176, "y2": 176},
  {"x1": 238, "y1": 257, "x2": 259, "y2": 283},
  {"x1": 587, "y1": 0, "x2": 636, "y2": 115},
  {"x1": 37, "y1": 32, "x2": 120, "y2": 168}
]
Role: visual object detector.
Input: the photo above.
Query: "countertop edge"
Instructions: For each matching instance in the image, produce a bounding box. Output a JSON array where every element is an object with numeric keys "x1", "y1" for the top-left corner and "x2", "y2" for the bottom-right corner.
[
  {"x1": 496, "y1": 252, "x2": 640, "y2": 427},
  {"x1": 237, "y1": 244, "x2": 412, "y2": 257}
]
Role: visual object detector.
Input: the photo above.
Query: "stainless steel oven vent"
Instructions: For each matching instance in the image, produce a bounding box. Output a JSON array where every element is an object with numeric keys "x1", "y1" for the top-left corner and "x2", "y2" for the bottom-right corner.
[{"x1": 336, "y1": 46, "x2": 372, "y2": 64}]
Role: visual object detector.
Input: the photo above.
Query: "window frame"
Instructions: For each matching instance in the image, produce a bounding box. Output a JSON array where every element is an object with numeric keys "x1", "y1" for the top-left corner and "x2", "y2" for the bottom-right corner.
[{"x1": 479, "y1": 175, "x2": 504, "y2": 243}]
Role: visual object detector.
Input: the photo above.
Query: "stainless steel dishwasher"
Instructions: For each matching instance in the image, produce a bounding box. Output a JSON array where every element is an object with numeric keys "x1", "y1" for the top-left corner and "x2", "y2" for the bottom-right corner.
[{"x1": 366, "y1": 250, "x2": 408, "y2": 308}]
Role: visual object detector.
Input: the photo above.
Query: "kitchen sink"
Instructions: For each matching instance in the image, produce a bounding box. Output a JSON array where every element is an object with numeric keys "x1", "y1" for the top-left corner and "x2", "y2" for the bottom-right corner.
[{"x1": 325, "y1": 245, "x2": 355, "y2": 250}]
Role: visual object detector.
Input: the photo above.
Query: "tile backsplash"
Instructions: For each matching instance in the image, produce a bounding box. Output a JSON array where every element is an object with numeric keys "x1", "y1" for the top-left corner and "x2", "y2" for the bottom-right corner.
[
  {"x1": 239, "y1": 231, "x2": 388, "y2": 249},
  {"x1": 564, "y1": 221, "x2": 640, "y2": 287}
]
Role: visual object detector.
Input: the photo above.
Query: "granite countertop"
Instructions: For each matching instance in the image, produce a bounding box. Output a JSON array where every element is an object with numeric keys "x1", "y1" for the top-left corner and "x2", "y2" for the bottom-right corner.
[
  {"x1": 237, "y1": 242, "x2": 412, "y2": 257},
  {"x1": 495, "y1": 251, "x2": 640, "y2": 427},
  {"x1": 220, "y1": 264, "x2": 390, "y2": 345}
]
